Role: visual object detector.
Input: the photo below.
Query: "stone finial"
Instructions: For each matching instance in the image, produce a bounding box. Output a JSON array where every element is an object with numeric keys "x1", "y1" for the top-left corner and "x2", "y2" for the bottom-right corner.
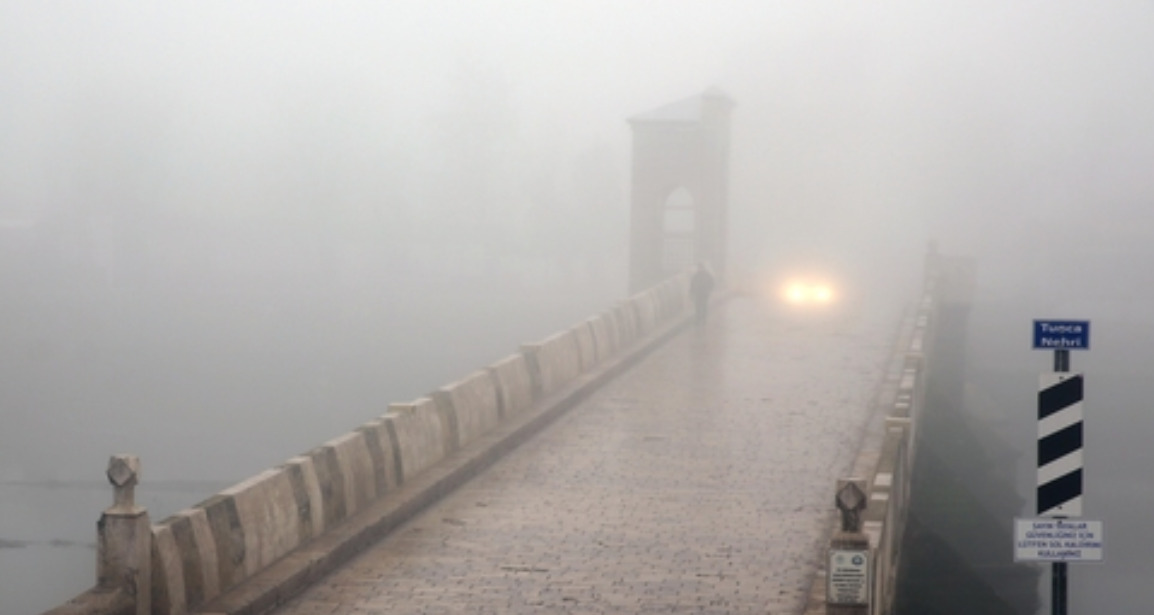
[
  {"x1": 835, "y1": 478, "x2": 868, "y2": 533},
  {"x1": 97, "y1": 455, "x2": 150, "y2": 615},
  {"x1": 106, "y1": 455, "x2": 140, "y2": 513}
]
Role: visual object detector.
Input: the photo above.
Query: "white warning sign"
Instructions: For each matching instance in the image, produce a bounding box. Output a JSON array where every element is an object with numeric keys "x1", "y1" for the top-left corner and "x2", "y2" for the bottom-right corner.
[
  {"x1": 1014, "y1": 518, "x2": 1104, "y2": 562},
  {"x1": 827, "y1": 549, "x2": 870, "y2": 605}
]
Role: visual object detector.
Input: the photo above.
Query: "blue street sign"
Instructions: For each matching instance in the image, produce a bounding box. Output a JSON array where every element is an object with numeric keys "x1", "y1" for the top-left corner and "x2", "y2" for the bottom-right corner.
[{"x1": 1033, "y1": 320, "x2": 1090, "y2": 350}]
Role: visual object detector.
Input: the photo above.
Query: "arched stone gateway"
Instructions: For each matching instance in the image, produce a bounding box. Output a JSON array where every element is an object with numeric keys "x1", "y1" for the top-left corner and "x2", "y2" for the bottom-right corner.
[{"x1": 627, "y1": 88, "x2": 734, "y2": 292}]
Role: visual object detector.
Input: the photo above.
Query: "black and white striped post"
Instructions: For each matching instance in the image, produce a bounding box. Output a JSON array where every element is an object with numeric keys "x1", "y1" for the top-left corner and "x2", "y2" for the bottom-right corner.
[
  {"x1": 1038, "y1": 367, "x2": 1083, "y2": 518},
  {"x1": 1033, "y1": 319, "x2": 1090, "y2": 615}
]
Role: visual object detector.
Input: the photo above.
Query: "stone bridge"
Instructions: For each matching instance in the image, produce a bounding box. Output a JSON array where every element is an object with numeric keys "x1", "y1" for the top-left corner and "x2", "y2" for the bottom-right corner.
[
  {"x1": 34, "y1": 90, "x2": 996, "y2": 614},
  {"x1": 41, "y1": 250, "x2": 974, "y2": 615}
]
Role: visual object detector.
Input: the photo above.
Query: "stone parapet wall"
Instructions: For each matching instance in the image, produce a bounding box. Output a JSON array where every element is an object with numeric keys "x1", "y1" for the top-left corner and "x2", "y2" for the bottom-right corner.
[
  {"x1": 49, "y1": 270, "x2": 697, "y2": 615},
  {"x1": 804, "y1": 264, "x2": 943, "y2": 615}
]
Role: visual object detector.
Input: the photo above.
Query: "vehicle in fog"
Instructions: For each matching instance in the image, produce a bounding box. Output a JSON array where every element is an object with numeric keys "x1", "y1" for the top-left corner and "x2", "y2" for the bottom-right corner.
[{"x1": 781, "y1": 276, "x2": 836, "y2": 306}]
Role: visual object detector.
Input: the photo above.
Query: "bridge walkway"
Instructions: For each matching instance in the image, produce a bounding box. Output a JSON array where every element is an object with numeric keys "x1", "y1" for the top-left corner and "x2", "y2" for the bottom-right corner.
[{"x1": 269, "y1": 295, "x2": 898, "y2": 614}]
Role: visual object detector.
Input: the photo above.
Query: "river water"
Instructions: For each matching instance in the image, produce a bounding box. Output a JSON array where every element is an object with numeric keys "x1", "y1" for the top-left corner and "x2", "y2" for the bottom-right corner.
[{"x1": 0, "y1": 482, "x2": 229, "y2": 615}]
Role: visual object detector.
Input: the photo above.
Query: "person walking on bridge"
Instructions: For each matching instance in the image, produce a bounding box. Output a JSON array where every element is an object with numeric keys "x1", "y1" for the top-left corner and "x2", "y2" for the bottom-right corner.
[{"x1": 689, "y1": 262, "x2": 715, "y2": 325}]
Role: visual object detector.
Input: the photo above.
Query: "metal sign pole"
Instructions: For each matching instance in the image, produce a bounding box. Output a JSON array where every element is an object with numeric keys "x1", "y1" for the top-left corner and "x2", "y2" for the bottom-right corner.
[
  {"x1": 1029, "y1": 321, "x2": 1095, "y2": 611},
  {"x1": 1052, "y1": 348, "x2": 1069, "y2": 615}
]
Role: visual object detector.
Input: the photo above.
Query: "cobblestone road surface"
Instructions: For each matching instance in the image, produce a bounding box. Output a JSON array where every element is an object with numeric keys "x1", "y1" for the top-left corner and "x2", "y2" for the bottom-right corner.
[{"x1": 274, "y1": 295, "x2": 899, "y2": 615}]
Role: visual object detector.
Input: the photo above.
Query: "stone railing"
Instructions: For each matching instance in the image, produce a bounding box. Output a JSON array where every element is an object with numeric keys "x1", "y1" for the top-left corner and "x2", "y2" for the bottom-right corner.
[
  {"x1": 805, "y1": 261, "x2": 944, "y2": 615},
  {"x1": 45, "y1": 272, "x2": 701, "y2": 615}
]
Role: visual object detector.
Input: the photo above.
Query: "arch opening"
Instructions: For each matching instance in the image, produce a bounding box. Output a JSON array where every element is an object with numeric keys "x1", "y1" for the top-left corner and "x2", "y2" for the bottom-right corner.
[{"x1": 661, "y1": 186, "x2": 696, "y2": 274}]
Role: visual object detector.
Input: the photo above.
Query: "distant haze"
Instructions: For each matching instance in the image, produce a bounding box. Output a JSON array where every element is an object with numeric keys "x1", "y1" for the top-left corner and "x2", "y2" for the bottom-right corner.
[{"x1": 5, "y1": 3, "x2": 1154, "y2": 270}]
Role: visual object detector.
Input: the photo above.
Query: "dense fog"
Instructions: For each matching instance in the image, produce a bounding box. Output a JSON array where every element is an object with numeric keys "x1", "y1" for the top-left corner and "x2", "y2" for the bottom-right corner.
[{"x1": 3, "y1": 2, "x2": 1154, "y2": 612}]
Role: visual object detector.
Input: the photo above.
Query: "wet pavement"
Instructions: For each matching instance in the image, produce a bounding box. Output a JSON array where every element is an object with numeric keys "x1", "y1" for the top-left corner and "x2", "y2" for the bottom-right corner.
[{"x1": 273, "y1": 295, "x2": 899, "y2": 615}]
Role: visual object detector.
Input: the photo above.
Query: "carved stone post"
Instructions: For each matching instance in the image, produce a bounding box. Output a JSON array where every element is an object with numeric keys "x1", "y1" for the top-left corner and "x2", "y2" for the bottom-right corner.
[
  {"x1": 98, "y1": 455, "x2": 151, "y2": 615},
  {"x1": 827, "y1": 478, "x2": 871, "y2": 615}
]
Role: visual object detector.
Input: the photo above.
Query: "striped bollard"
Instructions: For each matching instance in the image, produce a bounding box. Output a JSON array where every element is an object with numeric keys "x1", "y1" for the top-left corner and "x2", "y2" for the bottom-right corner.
[{"x1": 1038, "y1": 372, "x2": 1084, "y2": 517}]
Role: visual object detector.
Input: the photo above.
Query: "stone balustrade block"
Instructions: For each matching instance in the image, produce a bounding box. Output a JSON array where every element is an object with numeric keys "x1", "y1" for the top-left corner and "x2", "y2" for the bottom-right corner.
[
  {"x1": 522, "y1": 330, "x2": 582, "y2": 397},
  {"x1": 572, "y1": 322, "x2": 598, "y2": 373},
  {"x1": 487, "y1": 354, "x2": 534, "y2": 418},
  {"x1": 435, "y1": 370, "x2": 502, "y2": 449},
  {"x1": 385, "y1": 398, "x2": 450, "y2": 483}
]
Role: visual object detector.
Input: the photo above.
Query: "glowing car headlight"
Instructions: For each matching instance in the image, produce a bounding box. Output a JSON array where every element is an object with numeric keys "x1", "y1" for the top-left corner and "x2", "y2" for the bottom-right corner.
[
  {"x1": 781, "y1": 280, "x2": 837, "y2": 305},
  {"x1": 786, "y1": 284, "x2": 807, "y2": 303}
]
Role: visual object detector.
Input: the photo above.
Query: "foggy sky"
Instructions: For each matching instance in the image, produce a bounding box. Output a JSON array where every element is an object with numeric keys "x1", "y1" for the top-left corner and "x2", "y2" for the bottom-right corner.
[{"x1": 5, "y1": 1, "x2": 1152, "y2": 271}]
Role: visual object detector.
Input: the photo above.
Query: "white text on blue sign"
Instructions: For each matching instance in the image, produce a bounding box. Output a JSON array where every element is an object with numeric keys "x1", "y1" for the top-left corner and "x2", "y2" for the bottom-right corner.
[{"x1": 1033, "y1": 320, "x2": 1090, "y2": 350}]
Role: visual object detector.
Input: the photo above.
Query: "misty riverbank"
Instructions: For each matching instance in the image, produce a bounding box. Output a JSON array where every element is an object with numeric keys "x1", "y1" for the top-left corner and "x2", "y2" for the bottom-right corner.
[{"x1": 0, "y1": 255, "x2": 625, "y2": 613}]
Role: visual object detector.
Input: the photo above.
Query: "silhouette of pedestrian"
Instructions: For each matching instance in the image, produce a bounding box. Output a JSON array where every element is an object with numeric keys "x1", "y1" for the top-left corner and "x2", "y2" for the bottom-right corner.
[{"x1": 689, "y1": 263, "x2": 715, "y2": 325}]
